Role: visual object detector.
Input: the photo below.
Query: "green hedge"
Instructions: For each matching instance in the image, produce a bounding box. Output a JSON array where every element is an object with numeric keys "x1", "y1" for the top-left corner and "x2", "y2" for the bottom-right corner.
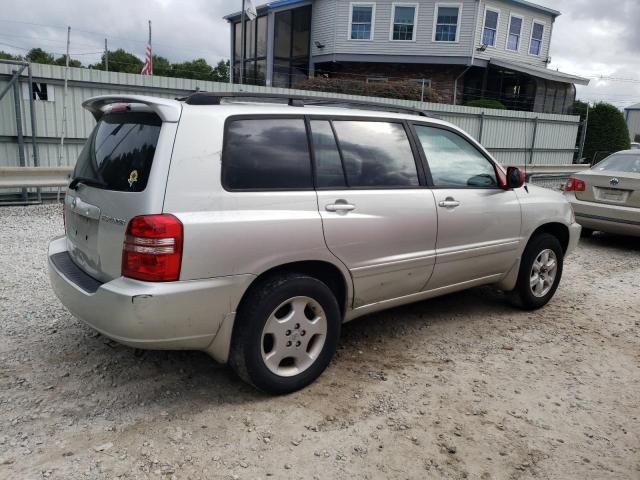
[
  {"x1": 464, "y1": 99, "x2": 506, "y2": 110},
  {"x1": 295, "y1": 77, "x2": 442, "y2": 103}
]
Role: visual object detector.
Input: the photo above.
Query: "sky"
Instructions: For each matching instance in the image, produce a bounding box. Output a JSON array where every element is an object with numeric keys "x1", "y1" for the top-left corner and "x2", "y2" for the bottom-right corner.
[{"x1": 0, "y1": 0, "x2": 638, "y2": 109}]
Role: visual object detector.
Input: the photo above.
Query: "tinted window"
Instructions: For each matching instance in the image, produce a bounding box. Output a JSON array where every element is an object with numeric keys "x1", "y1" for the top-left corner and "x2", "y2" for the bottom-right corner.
[
  {"x1": 275, "y1": 11, "x2": 292, "y2": 58},
  {"x1": 222, "y1": 119, "x2": 312, "y2": 190},
  {"x1": 415, "y1": 126, "x2": 498, "y2": 188},
  {"x1": 73, "y1": 112, "x2": 161, "y2": 192},
  {"x1": 594, "y1": 153, "x2": 640, "y2": 173},
  {"x1": 332, "y1": 121, "x2": 419, "y2": 187},
  {"x1": 310, "y1": 120, "x2": 346, "y2": 188}
]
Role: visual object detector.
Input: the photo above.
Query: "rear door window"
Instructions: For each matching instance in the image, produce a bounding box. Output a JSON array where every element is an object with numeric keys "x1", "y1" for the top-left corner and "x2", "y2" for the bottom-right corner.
[
  {"x1": 222, "y1": 118, "x2": 313, "y2": 190},
  {"x1": 309, "y1": 120, "x2": 347, "y2": 188},
  {"x1": 331, "y1": 121, "x2": 419, "y2": 187},
  {"x1": 74, "y1": 112, "x2": 161, "y2": 192}
]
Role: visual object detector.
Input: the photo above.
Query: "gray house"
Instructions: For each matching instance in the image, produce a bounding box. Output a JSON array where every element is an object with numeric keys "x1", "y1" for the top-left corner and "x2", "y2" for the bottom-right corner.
[{"x1": 224, "y1": 0, "x2": 589, "y2": 113}]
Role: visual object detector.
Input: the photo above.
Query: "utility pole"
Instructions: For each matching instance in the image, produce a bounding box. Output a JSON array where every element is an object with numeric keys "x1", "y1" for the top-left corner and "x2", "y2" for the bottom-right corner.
[
  {"x1": 59, "y1": 26, "x2": 70, "y2": 167},
  {"x1": 240, "y1": 0, "x2": 245, "y2": 84},
  {"x1": 104, "y1": 38, "x2": 108, "y2": 72}
]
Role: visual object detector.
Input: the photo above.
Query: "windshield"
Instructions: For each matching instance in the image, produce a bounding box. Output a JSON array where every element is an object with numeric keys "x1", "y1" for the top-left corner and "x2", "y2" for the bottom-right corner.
[
  {"x1": 593, "y1": 153, "x2": 640, "y2": 174},
  {"x1": 73, "y1": 112, "x2": 162, "y2": 192}
]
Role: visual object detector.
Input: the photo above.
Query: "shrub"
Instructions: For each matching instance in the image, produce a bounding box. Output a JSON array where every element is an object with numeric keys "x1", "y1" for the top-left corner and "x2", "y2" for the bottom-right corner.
[
  {"x1": 295, "y1": 77, "x2": 442, "y2": 103},
  {"x1": 464, "y1": 99, "x2": 506, "y2": 110},
  {"x1": 581, "y1": 102, "x2": 631, "y2": 162}
]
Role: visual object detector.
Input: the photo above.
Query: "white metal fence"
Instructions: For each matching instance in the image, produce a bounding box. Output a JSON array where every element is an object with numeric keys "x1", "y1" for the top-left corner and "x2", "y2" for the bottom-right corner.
[{"x1": 1, "y1": 62, "x2": 582, "y2": 197}]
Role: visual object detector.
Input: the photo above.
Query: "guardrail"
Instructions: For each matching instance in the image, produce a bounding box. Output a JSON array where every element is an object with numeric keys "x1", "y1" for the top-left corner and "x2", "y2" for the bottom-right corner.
[
  {"x1": 0, "y1": 164, "x2": 591, "y2": 197},
  {"x1": 0, "y1": 166, "x2": 73, "y2": 189}
]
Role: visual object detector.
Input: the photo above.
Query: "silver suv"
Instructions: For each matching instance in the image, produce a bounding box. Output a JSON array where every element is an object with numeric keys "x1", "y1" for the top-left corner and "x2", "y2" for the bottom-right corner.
[{"x1": 48, "y1": 93, "x2": 581, "y2": 393}]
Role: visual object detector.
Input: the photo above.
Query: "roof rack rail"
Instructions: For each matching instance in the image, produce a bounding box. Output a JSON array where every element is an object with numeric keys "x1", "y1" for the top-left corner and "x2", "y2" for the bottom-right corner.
[{"x1": 180, "y1": 91, "x2": 432, "y2": 118}]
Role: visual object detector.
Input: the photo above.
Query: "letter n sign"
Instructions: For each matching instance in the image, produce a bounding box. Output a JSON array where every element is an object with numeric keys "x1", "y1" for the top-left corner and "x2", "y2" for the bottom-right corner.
[{"x1": 22, "y1": 82, "x2": 55, "y2": 102}]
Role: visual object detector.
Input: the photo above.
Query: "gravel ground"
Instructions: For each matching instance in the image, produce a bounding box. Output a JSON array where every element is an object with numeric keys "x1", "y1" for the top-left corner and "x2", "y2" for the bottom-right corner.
[{"x1": 0, "y1": 204, "x2": 639, "y2": 480}]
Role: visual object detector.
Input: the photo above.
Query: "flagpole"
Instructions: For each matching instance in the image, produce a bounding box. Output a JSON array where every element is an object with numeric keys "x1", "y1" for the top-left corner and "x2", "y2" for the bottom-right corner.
[
  {"x1": 240, "y1": 0, "x2": 245, "y2": 85},
  {"x1": 148, "y1": 20, "x2": 153, "y2": 75}
]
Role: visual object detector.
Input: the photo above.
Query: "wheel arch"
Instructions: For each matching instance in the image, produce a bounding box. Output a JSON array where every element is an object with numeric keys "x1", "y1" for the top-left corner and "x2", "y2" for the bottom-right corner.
[{"x1": 528, "y1": 222, "x2": 570, "y2": 253}]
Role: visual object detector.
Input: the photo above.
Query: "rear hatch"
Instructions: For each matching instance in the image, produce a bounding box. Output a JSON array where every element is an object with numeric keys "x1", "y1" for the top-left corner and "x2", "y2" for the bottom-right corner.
[
  {"x1": 64, "y1": 96, "x2": 181, "y2": 282},
  {"x1": 574, "y1": 153, "x2": 640, "y2": 208}
]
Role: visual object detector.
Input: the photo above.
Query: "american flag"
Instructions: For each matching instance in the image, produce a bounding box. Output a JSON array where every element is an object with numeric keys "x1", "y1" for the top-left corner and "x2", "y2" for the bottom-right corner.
[{"x1": 141, "y1": 44, "x2": 153, "y2": 75}]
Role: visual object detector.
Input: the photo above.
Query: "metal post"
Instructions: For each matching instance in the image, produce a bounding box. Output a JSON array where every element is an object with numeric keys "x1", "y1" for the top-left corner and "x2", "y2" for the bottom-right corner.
[
  {"x1": 577, "y1": 104, "x2": 589, "y2": 162},
  {"x1": 478, "y1": 112, "x2": 485, "y2": 143},
  {"x1": 59, "y1": 26, "x2": 70, "y2": 167},
  {"x1": 12, "y1": 73, "x2": 28, "y2": 202},
  {"x1": 104, "y1": 38, "x2": 108, "y2": 72},
  {"x1": 240, "y1": 0, "x2": 246, "y2": 85},
  {"x1": 0, "y1": 63, "x2": 26, "y2": 101},
  {"x1": 530, "y1": 117, "x2": 539, "y2": 165},
  {"x1": 27, "y1": 64, "x2": 41, "y2": 201},
  {"x1": 420, "y1": 79, "x2": 425, "y2": 103}
]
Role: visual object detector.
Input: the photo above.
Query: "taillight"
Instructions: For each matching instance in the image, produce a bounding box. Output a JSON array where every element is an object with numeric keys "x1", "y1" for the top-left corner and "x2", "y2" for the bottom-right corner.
[
  {"x1": 122, "y1": 214, "x2": 183, "y2": 282},
  {"x1": 564, "y1": 177, "x2": 586, "y2": 192}
]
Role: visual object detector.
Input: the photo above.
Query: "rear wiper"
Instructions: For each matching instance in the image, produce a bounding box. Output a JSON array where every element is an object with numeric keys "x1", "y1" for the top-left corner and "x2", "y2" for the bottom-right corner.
[{"x1": 68, "y1": 176, "x2": 107, "y2": 190}]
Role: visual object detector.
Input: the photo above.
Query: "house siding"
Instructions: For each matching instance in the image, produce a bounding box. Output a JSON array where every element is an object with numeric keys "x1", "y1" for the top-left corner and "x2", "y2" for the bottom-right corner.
[
  {"x1": 474, "y1": 0, "x2": 554, "y2": 66},
  {"x1": 311, "y1": 0, "x2": 478, "y2": 59},
  {"x1": 310, "y1": 0, "x2": 555, "y2": 66}
]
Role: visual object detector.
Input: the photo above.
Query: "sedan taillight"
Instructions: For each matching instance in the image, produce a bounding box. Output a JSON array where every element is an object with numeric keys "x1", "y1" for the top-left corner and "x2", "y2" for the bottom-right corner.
[
  {"x1": 564, "y1": 177, "x2": 586, "y2": 192},
  {"x1": 122, "y1": 214, "x2": 183, "y2": 282}
]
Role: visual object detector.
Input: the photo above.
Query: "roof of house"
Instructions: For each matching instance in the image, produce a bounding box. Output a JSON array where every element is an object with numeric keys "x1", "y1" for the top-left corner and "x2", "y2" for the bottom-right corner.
[
  {"x1": 505, "y1": 0, "x2": 561, "y2": 17},
  {"x1": 625, "y1": 103, "x2": 640, "y2": 111},
  {"x1": 490, "y1": 59, "x2": 590, "y2": 86},
  {"x1": 224, "y1": 0, "x2": 560, "y2": 21}
]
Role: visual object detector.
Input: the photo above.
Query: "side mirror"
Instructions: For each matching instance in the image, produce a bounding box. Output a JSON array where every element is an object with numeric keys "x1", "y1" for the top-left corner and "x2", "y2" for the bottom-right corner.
[{"x1": 504, "y1": 166, "x2": 526, "y2": 189}]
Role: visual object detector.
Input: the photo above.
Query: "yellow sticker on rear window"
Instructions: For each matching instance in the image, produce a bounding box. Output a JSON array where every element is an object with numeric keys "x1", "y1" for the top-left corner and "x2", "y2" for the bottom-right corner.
[{"x1": 128, "y1": 170, "x2": 139, "y2": 188}]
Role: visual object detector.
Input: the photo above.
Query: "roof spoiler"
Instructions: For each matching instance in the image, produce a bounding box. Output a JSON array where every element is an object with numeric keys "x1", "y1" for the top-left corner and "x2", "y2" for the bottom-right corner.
[{"x1": 82, "y1": 95, "x2": 182, "y2": 122}]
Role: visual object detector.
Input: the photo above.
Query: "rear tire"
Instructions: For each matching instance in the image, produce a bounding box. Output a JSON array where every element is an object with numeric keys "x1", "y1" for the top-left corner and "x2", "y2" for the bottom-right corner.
[
  {"x1": 229, "y1": 273, "x2": 341, "y2": 394},
  {"x1": 512, "y1": 233, "x2": 564, "y2": 310},
  {"x1": 580, "y1": 228, "x2": 594, "y2": 238}
]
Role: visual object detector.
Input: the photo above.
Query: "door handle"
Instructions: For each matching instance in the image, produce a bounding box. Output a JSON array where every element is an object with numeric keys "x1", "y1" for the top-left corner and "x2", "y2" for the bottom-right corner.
[
  {"x1": 438, "y1": 198, "x2": 461, "y2": 208},
  {"x1": 325, "y1": 201, "x2": 356, "y2": 213}
]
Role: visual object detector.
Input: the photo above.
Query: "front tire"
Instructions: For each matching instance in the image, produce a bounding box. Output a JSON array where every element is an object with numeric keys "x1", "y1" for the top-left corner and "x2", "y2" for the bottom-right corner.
[
  {"x1": 229, "y1": 273, "x2": 341, "y2": 394},
  {"x1": 512, "y1": 233, "x2": 564, "y2": 310}
]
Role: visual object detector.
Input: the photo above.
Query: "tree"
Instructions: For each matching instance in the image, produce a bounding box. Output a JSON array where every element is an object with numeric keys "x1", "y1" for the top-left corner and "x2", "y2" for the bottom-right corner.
[
  {"x1": 26, "y1": 48, "x2": 55, "y2": 64},
  {"x1": 0, "y1": 51, "x2": 23, "y2": 61},
  {"x1": 54, "y1": 55, "x2": 82, "y2": 68},
  {"x1": 152, "y1": 54, "x2": 172, "y2": 76},
  {"x1": 212, "y1": 60, "x2": 230, "y2": 83},
  {"x1": 171, "y1": 58, "x2": 214, "y2": 81},
  {"x1": 582, "y1": 102, "x2": 631, "y2": 163},
  {"x1": 92, "y1": 48, "x2": 143, "y2": 73}
]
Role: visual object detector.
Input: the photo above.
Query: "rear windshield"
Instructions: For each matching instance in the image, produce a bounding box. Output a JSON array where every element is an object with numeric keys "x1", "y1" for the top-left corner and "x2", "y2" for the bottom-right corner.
[
  {"x1": 594, "y1": 153, "x2": 640, "y2": 174},
  {"x1": 73, "y1": 112, "x2": 162, "y2": 192}
]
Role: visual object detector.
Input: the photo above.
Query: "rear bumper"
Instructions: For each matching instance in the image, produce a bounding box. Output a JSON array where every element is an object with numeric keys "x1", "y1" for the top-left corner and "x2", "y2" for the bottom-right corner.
[
  {"x1": 567, "y1": 194, "x2": 640, "y2": 237},
  {"x1": 47, "y1": 236, "x2": 254, "y2": 361}
]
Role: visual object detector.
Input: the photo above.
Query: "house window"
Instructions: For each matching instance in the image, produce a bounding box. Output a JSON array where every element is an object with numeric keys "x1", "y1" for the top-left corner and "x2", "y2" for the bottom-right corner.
[
  {"x1": 350, "y1": 4, "x2": 375, "y2": 40},
  {"x1": 529, "y1": 21, "x2": 544, "y2": 56},
  {"x1": 482, "y1": 8, "x2": 499, "y2": 47},
  {"x1": 434, "y1": 4, "x2": 460, "y2": 42},
  {"x1": 232, "y1": 15, "x2": 268, "y2": 85},
  {"x1": 391, "y1": 4, "x2": 418, "y2": 41},
  {"x1": 506, "y1": 15, "x2": 523, "y2": 51},
  {"x1": 273, "y1": 6, "x2": 312, "y2": 88}
]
